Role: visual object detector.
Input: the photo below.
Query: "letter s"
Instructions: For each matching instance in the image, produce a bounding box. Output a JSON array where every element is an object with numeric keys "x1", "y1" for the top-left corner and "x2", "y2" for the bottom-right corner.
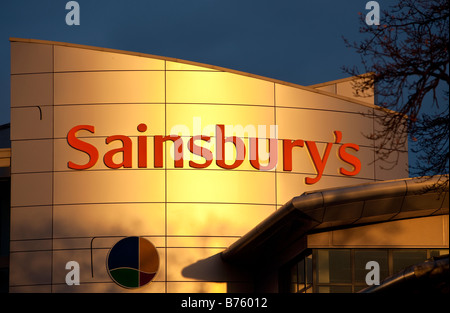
[
  {"x1": 67, "y1": 125, "x2": 99, "y2": 170},
  {"x1": 338, "y1": 143, "x2": 361, "y2": 176},
  {"x1": 188, "y1": 135, "x2": 213, "y2": 169}
]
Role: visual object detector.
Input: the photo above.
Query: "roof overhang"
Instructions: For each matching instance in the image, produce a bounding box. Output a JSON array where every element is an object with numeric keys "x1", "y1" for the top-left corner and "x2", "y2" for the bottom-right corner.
[{"x1": 221, "y1": 175, "x2": 449, "y2": 266}]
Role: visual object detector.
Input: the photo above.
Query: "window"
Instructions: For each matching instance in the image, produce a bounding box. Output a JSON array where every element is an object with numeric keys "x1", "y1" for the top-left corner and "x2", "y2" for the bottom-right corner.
[
  {"x1": 290, "y1": 254, "x2": 312, "y2": 293},
  {"x1": 392, "y1": 250, "x2": 427, "y2": 274},
  {"x1": 317, "y1": 249, "x2": 351, "y2": 284},
  {"x1": 286, "y1": 248, "x2": 449, "y2": 293}
]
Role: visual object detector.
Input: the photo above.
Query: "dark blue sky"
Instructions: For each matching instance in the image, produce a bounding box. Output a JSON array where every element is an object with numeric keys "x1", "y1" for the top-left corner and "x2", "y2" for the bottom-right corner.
[{"x1": 0, "y1": 0, "x2": 387, "y2": 126}]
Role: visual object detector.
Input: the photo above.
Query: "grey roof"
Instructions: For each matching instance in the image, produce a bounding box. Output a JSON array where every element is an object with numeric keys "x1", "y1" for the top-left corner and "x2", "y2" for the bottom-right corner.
[{"x1": 221, "y1": 175, "x2": 449, "y2": 265}]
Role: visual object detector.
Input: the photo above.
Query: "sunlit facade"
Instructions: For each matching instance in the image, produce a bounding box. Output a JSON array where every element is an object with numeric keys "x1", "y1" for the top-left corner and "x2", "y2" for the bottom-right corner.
[{"x1": 3, "y1": 38, "x2": 448, "y2": 293}]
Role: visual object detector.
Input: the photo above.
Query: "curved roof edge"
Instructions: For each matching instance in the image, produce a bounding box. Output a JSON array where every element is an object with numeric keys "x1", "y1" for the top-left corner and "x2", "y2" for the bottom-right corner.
[
  {"x1": 10, "y1": 37, "x2": 378, "y2": 109},
  {"x1": 221, "y1": 175, "x2": 449, "y2": 265}
]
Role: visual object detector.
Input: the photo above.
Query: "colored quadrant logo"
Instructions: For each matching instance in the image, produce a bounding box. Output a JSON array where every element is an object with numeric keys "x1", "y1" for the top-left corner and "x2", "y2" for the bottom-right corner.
[{"x1": 107, "y1": 236, "x2": 159, "y2": 289}]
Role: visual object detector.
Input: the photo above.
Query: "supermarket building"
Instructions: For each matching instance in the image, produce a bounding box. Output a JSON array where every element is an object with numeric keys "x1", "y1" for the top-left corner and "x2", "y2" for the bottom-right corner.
[{"x1": 0, "y1": 38, "x2": 448, "y2": 293}]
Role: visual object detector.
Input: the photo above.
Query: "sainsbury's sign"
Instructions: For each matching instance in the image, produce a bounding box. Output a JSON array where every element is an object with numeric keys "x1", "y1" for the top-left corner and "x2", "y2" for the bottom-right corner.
[{"x1": 66, "y1": 119, "x2": 361, "y2": 185}]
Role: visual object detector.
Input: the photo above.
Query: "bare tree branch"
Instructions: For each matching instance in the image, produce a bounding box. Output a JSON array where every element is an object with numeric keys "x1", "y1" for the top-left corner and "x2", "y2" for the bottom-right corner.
[{"x1": 342, "y1": 0, "x2": 449, "y2": 190}]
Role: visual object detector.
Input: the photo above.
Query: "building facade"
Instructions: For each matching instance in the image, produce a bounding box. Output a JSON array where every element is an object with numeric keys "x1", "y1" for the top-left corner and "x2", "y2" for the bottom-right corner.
[{"x1": 4, "y1": 38, "x2": 448, "y2": 293}]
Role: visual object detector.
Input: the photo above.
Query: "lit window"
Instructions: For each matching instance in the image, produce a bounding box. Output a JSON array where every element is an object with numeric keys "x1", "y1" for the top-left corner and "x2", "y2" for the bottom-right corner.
[
  {"x1": 392, "y1": 250, "x2": 427, "y2": 274},
  {"x1": 289, "y1": 253, "x2": 312, "y2": 293},
  {"x1": 317, "y1": 249, "x2": 351, "y2": 284},
  {"x1": 286, "y1": 248, "x2": 447, "y2": 293}
]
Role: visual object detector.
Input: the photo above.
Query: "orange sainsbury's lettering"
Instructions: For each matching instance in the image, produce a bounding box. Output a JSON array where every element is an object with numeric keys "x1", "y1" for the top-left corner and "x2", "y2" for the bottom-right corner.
[
  {"x1": 154, "y1": 134, "x2": 183, "y2": 168},
  {"x1": 137, "y1": 123, "x2": 148, "y2": 168},
  {"x1": 339, "y1": 143, "x2": 361, "y2": 176},
  {"x1": 65, "y1": 124, "x2": 362, "y2": 184},
  {"x1": 304, "y1": 131, "x2": 342, "y2": 185},
  {"x1": 67, "y1": 125, "x2": 99, "y2": 170},
  {"x1": 188, "y1": 135, "x2": 213, "y2": 168},
  {"x1": 103, "y1": 135, "x2": 133, "y2": 169},
  {"x1": 282, "y1": 139, "x2": 304, "y2": 171},
  {"x1": 249, "y1": 137, "x2": 278, "y2": 171},
  {"x1": 215, "y1": 124, "x2": 246, "y2": 170}
]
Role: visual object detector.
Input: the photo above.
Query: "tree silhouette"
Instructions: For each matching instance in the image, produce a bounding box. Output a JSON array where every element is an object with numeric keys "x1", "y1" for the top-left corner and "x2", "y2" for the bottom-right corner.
[{"x1": 343, "y1": 0, "x2": 449, "y2": 188}]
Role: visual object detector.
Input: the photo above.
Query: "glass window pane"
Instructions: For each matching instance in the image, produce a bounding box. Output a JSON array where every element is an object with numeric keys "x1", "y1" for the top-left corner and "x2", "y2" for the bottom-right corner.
[
  {"x1": 430, "y1": 249, "x2": 449, "y2": 258},
  {"x1": 290, "y1": 283, "x2": 297, "y2": 293},
  {"x1": 319, "y1": 286, "x2": 352, "y2": 293},
  {"x1": 354, "y1": 285, "x2": 367, "y2": 293},
  {"x1": 354, "y1": 250, "x2": 389, "y2": 283},
  {"x1": 392, "y1": 250, "x2": 427, "y2": 273},
  {"x1": 306, "y1": 254, "x2": 313, "y2": 284},
  {"x1": 290, "y1": 264, "x2": 297, "y2": 285},
  {"x1": 317, "y1": 250, "x2": 330, "y2": 284},
  {"x1": 329, "y1": 285, "x2": 352, "y2": 293},
  {"x1": 297, "y1": 259, "x2": 305, "y2": 284},
  {"x1": 317, "y1": 249, "x2": 351, "y2": 284},
  {"x1": 289, "y1": 254, "x2": 312, "y2": 293}
]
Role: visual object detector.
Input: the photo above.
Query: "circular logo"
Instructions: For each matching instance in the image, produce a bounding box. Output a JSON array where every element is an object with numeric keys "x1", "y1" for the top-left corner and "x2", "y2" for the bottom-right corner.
[{"x1": 107, "y1": 236, "x2": 159, "y2": 289}]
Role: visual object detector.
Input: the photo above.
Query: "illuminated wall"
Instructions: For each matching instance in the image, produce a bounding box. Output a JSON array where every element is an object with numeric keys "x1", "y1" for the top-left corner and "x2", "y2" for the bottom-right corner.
[{"x1": 9, "y1": 39, "x2": 408, "y2": 292}]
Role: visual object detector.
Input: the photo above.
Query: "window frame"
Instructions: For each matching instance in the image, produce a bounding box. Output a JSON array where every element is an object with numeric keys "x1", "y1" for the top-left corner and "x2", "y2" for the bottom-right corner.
[{"x1": 283, "y1": 248, "x2": 449, "y2": 293}]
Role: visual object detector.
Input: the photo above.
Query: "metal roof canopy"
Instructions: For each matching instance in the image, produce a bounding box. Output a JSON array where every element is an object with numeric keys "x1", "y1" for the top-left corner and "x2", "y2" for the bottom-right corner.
[
  {"x1": 10, "y1": 38, "x2": 378, "y2": 109},
  {"x1": 221, "y1": 175, "x2": 449, "y2": 266}
]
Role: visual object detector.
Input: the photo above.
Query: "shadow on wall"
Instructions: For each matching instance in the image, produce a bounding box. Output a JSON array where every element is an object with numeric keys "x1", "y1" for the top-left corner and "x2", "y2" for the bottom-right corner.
[{"x1": 182, "y1": 253, "x2": 254, "y2": 293}]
